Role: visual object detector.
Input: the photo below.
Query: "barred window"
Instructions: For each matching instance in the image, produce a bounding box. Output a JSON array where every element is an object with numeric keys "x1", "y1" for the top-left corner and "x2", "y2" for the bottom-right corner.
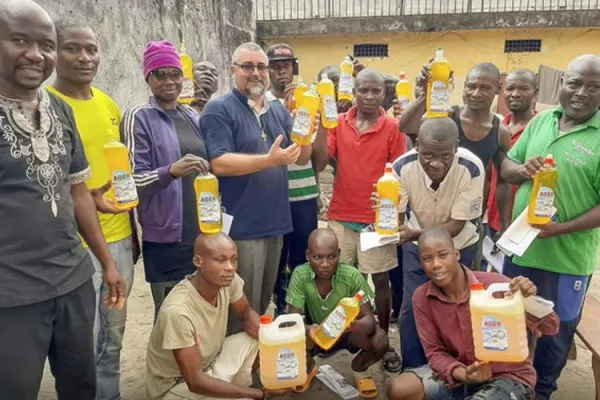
[
  {"x1": 354, "y1": 44, "x2": 388, "y2": 58},
  {"x1": 504, "y1": 39, "x2": 542, "y2": 53}
]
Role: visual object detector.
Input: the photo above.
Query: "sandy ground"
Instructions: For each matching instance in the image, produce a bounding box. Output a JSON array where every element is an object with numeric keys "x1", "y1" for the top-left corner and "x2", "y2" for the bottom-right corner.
[{"x1": 40, "y1": 259, "x2": 600, "y2": 400}]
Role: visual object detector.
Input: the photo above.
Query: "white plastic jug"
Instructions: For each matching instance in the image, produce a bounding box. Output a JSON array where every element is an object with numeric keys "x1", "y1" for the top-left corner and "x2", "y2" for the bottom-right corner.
[
  {"x1": 470, "y1": 282, "x2": 529, "y2": 363},
  {"x1": 259, "y1": 313, "x2": 307, "y2": 390}
]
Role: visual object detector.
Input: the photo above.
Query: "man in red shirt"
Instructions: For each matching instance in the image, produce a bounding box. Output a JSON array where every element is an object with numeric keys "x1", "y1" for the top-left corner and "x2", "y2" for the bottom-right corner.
[
  {"x1": 386, "y1": 228, "x2": 559, "y2": 400},
  {"x1": 487, "y1": 69, "x2": 538, "y2": 239},
  {"x1": 313, "y1": 68, "x2": 407, "y2": 372}
]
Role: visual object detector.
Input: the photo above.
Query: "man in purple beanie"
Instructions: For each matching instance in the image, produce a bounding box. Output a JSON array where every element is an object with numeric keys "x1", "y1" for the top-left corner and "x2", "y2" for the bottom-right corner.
[{"x1": 121, "y1": 40, "x2": 210, "y2": 318}]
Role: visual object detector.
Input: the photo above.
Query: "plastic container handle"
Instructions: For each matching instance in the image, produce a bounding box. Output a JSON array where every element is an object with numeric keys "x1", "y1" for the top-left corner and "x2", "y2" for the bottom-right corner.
[
  {"x1": 275, "y1": 313, "x2": 304, "y2": 328},
  {"x1": 486, "y1": 282, "x2": 511, "y2": 298}
]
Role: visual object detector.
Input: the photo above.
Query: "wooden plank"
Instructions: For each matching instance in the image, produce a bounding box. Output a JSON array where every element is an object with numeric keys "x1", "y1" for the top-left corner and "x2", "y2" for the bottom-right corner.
[{"x1": 576, "y1": 295, "x2": 600, "y2": 359}]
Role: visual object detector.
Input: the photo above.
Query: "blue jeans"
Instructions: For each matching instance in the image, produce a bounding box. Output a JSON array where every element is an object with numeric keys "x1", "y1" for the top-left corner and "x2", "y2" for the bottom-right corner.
[
  {"x1": 275, "y1": 198, "x2": 318, "y2": 313},
  {"x1": 399, "y1": 241, "x2": 478, "y2": 369},
  {"x1": 406, "y1": 365, "x2": 532, "y2": 399},
  {"x1": 89, "y1": 237, "x2": 135, "y2": 400},
  {"x1": 503, "y1": 257, "x2": 590, "y2": 399}
]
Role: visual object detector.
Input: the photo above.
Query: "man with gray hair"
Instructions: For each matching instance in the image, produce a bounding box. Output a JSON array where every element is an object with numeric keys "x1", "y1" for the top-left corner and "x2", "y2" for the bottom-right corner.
[{"x1": 200, "y1": 42, "x2": 314, "y2": 332}]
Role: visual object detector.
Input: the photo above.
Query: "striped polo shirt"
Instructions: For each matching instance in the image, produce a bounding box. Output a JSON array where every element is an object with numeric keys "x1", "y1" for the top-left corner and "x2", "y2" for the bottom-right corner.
[{"x1": 267, "y1": 91, "x2": 319, "y2": 202}]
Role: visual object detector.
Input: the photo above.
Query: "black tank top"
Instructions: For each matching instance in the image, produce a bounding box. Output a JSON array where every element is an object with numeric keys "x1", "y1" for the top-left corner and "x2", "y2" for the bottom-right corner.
[{"x1": 451, "y1": 106, "x2": 500, "y2": 167}]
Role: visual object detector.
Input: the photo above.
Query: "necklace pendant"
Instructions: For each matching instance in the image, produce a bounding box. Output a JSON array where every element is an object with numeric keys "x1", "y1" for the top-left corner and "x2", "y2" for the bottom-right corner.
[{"x1": 261, "y1": 131, "x2": 267, "y2": 141}]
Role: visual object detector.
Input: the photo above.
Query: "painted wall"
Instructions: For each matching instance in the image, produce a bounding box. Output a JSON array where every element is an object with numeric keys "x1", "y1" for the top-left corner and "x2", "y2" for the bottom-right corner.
[{"x1": 264, "y1": 27, "x2": 600, "y2": 105}]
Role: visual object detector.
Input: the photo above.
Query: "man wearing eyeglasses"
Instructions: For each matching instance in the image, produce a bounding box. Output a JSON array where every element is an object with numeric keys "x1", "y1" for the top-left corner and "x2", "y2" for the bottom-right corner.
[
  {"x1": 121, "y1": 40, "x2": 210, "y2": 319},
  {"x1": 200, "y1": 42, "x2": 313, "y2": 333}
]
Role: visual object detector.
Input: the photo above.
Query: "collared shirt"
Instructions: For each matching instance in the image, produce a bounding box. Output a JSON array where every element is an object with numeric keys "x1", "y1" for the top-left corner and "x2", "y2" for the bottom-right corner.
[
  {"x1": 286, "y1": 262, "x2": 374, "y2": 324},
  {"x1": 266, "y1": 90, "x2": 319, "y2": 202},
  {"x1": 413, "y1": 267, "x2": 559, "y2": 393},
  {"x1": 328, "y1": 106, "x2": 407, "y2": 224},
  {"x1": 0, "y1": 89, "x2": 94, "y2": 307},
  {"x1": 508, "y1": 108, "x2": 600, "y2": 276},
  {"x1": 392, "y1": 147, "x2": 485, "y2": 250},
  {"x1": 487, "y1": 113, "x2": 533, "y2": 231}
]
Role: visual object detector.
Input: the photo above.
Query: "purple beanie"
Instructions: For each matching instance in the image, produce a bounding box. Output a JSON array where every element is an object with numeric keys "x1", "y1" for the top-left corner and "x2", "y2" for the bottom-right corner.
[{"x1": 143, "y1": 40, "x2": 183, "y2": 79}]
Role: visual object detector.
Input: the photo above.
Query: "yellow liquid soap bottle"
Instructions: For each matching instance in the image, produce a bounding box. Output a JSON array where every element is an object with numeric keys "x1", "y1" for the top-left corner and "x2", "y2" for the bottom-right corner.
[
  {"x1": 290, "y1": 76, "x2": 308, "y2": 113},
  {"x1": 313, "y1": 291, "x2": 364, "y2": 351},
  {"x1": 194, "y1": 173, "x2": 222, "y2": 234},
  {"x1": 178, "y1": 42, "x2": 195, "y2": 104},
  {"x1": 291, "y1": 83, "x2": 320, "y2": 146},
  {"x1": 470, "y1": 282, "x2": 529, "y2": 363},
  {"x1": 427, "y1": 48, "x2": 452, "y2": 118},
  {"x1": 395, "y1": 71, "x2": 412, "y2": 114},
  {"x1": 259, "y1": 314, "x2": 307, "y2": 391},
  {"x1": 375, "y1": 163, "x2": 401, "y2": 236},
  {"x1": 528, "y1": 154, "x2": 558, "y2": 225},
  {"x1": 318, "y1": 73, "x2": 339, "y2": 129},
  {"x1": 104, "y1": 139, "x2": 139, "y2": 211},
  {"x1": 338, "y1": 56, "x2": 354, "y2": 102}
]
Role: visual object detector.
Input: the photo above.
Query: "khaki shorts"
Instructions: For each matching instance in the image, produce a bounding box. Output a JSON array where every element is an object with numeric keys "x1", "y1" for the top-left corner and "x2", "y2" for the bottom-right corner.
[
  {"x1": 163, "y1": 333, "x2": 259, "y2": 400},
  {"x1": 329, "y1": 220, "x2": 398, "y2": 274}
]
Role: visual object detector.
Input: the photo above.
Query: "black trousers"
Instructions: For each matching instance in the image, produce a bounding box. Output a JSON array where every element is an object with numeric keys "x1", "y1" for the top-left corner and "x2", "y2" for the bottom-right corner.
[{"x1": 0, "y1": 279, "x2": 96, "y2": 400}]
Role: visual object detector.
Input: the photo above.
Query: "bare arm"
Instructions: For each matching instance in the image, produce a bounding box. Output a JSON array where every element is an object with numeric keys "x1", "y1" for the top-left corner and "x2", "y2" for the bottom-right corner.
[
  {"x1": 401, "y1": 218, "x2": 466, "y2": 243},
  {"x1": 552, "y1": 204, "x2": 600, "y2": 236},
  {"x1": 495, "y1": 126, "x2": 513, "y2": 236},
  {"x1": 231, "y1": 295, "x2": 261, "y2": 340},
  {"x1": 312, "y1": 124, "x2": 330, "y2": 173},
  {"x1": 398, "y1": 95, "x2": 426, "y2": 136},
  {"x1": 296, "y1": 143, "x2": 312, "y2": 166}
]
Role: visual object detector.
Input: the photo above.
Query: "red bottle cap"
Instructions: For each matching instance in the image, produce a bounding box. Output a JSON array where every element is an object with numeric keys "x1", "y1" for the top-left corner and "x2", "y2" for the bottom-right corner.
[
  {"x1": 544, "y1": 154, "x2": 555, "y2": 167},
  {"x1": 355, "y1": 291, "x2": 364, "y2": 301},
  {"x1": 260, "y1": 315, "x2": 273, "y2": 324},
  {"x1": 399, "y1": 71, "x2": 407, "y2": 80},
  {"x1": 470, "y1": 283, "x2": 484, "y2": 291},
  {"x1": 385, "y1": 162, "x2": 393, "y2": 173}
]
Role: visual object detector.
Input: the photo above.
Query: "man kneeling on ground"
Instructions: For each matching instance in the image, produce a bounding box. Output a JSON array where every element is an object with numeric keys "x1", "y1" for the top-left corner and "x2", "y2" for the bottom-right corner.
[
  {"x1": 387, "y1": 228, "x2": 559, "y2": 400},
  {"x1": 286, "y1": 228, "x2": 388, "y2": 399},
  {"x1": 146, "y1": 233, "x2": 267, "y2": 400}
]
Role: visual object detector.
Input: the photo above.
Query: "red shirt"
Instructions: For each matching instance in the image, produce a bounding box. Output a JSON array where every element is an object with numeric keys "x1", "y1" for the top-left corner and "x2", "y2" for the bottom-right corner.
[
  {"x1": 487, "y1": 113, "x2": 531, "y2": 231},
  {"x1": 413, "y1": 267, "x2": 559, "y2": 394},
  {"x1": 327, "y1": 107, "x2": 407, "y2": 224}
]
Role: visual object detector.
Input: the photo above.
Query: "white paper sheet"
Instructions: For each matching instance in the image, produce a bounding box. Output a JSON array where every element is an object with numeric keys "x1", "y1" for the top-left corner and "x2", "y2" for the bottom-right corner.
[
  {"x1": 222, "y1": 213, "x2": 233, "y2": 235},
  {"x1": 359, "y1": 231, "x2": 400, "y2": 252},
  {"x1": 496, "y1": 206, "x2": 557, "y2": 257},
  {"x1": 482, "y1": 236, "x2": 505, "y2": 273}
]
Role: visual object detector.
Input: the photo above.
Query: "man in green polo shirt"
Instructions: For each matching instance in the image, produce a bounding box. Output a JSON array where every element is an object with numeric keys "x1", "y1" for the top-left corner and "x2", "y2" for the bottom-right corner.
[
  {"x1": 286, "y1": 228, "x2": 388, "y2": 398},
  {"x1": 500, "y1": 54, "x2": 600, "y2": 400}
]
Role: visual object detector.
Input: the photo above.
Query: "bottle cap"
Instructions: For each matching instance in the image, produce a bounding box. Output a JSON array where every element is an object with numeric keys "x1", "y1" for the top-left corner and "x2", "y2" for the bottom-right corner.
[
  {"x1": 260, "y1": 315, "x2": 273, "y2": 324},
  {"x1": 321, "y1": 73, "x2": 328, "y2": 81},
  {"x1": 470, "y1": 283, "x2": 484, "y2": 291},
  {"x1": 399, "y1": 71, "x2": 406, "y2": 80},
  {"x1": 355, "y1": 291, "x2": 365, "y2": 301},
  {"x1": 385, "y1": 162, "x2": 393, "y2": 173},
  {"x1": 545, "y1": 154, "x2": 555, "y2": 165}
]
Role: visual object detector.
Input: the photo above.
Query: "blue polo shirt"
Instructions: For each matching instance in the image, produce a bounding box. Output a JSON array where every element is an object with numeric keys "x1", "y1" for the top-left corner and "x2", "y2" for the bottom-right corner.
[{"x1": 200, "y1": 89, "x2": 293, "y2": 240}]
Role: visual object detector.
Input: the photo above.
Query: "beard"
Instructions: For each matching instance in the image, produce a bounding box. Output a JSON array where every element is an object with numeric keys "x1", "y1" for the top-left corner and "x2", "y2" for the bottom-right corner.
[{"x1": 245, "y1": 82, "x2": 266, "y2": 98}]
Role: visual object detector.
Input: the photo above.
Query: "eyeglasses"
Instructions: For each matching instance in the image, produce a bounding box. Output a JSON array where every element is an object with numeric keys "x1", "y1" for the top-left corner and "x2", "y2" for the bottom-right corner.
[
  {"x1": 150, "y1": 69, "x2": 183, "y2": 81},
  {"x1": 233, "y1": 63, "x2": 269, "y2": 73}
]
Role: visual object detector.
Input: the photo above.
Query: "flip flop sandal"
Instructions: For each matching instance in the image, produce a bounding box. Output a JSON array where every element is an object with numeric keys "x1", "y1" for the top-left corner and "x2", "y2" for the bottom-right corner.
[
  {"x1": 355, "y1": 376, "x2": 378, "y2": 399},
  {"x1": 382, "y1": 348, "x2": 402, "y2": 373},
  {"x1": 292, "y1": 364, "x2": 319, "y2": 393}
]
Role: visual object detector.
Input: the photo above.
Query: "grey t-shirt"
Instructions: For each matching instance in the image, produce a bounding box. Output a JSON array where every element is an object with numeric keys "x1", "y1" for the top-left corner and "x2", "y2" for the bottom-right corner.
[{"x1": 0, "y1": 89, "x2": 95, "y2": 308}]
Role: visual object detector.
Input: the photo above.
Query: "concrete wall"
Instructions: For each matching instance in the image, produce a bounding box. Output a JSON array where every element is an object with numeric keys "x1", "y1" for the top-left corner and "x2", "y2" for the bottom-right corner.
[{"x1": 38, "y1": 0, "x2": 255, "y2": 109}]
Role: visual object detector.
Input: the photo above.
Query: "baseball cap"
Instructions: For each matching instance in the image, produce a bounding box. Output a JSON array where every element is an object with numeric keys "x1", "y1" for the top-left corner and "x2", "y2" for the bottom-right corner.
[{"x1": 266, "y1": 43, "x2": 297, "y2": 62}]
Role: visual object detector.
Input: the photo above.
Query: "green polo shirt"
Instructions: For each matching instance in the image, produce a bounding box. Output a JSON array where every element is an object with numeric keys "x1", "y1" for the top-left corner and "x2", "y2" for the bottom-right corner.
[
  {"x1": 286, "y1": 262, "x2": 374, "y2": 324},
  {"x1": 508, "y1": 107, "x2": 600, "y2": 276}
]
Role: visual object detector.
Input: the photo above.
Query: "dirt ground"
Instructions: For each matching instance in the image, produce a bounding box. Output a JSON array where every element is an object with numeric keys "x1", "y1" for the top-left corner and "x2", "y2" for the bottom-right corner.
[{"x1": 40, "y1": 259, "x2": 600, "y2": 400}]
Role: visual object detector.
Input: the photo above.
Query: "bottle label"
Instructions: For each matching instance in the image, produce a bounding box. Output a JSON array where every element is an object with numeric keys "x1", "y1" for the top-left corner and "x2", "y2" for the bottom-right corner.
[
  {"x1": 321, "y1": 305, "x2": 347, "y2": 339},
  {"x1": 398, "y1": 96, "x2": 411, "y2": 113},
  {"x1": 339, "y1": 73, "x2": 353, "y2": 95},
  {"x1": 199, "y1": 192, "x2": 221, "y2": 224},
  {"x1": 277, "y1": 348, "x2": 299, "y2": 380},
  {"x1": 292, "y1": 107, "x2": 312, "y2": 137},
  {"x1": 482, "y1": 316, "x2": 508, "y2": 351},
  {"x1": 534, "y1": 186, "x2": 554, "y2": 217},
  {"x1": 180, "y1": 77, "x2": 194, "y2": 99},
  {"x1": 323, "y1": 95, "x2": 338, "y2": 122},
  {"x1": 112, "y1": 170, "x2": 138, "y2": 204},
  {"x1": 430, "y1": 81, "x2": 450, "y2": 113},
  {"x1": 377, "y1": 199, "x2": 398, "y2": 232}
]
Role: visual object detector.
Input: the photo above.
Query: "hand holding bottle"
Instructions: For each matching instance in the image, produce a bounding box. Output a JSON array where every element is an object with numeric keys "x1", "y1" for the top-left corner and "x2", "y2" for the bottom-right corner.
[
  {"x1": 170, "y1": 154, "x2": 210, "y2": 177},
  {"x1": 521, "y1": 156, "x2": 545, "y2": 179}
]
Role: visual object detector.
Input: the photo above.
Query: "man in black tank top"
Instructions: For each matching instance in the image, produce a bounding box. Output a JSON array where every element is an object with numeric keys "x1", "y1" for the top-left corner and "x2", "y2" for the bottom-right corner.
[{"x1": 399, "y1": 62, "x2": 512, "y2": 243}]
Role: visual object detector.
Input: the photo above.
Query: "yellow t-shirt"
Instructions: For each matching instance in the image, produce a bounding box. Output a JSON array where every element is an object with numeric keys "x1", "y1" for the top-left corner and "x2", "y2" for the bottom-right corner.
[{"x1": 46, "y1": 86, "x2": 132, "y2": 245}]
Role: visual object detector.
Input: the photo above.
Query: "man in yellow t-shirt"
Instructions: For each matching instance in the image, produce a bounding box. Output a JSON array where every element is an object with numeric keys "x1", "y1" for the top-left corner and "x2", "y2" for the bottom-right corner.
[{"x1": 47, "y1": 20, "x2": 135, "y2": 400}]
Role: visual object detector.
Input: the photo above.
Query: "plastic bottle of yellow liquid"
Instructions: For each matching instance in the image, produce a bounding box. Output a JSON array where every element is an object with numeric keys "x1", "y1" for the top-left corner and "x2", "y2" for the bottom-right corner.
[
  {"x1": 178, "y1": 42, "x2": 195, "y2": 104},
  {"x1": 291, "y1": 83, "x2": 320, "y2": 146},
  {"x1": 376, "y1": 163, "x2": 401, "y2": 236},
  {"x1": 104, "y1": 139, "x2": 139, "y2": 211},
  {"x1": 259, "y1": 314, "x2": 307, "y2": 391},
  {"x1": 318, "y1": 73, "x2": 339, "y2": 129},
  {"x1": 470, "y1": 282, "x2": 528, "y2": 363},
  {"x1": 528, "y1": 154, "x2": 558, "y2": 225},
  {"x1": 194, "y1": 173, "x2": 222, "y2": 234},
  {"x1": 289, "y1": 76, "x2": 308, "y2": 113},
  {"x1": 313, "y1": 291, "x2": 364, "y2": 351},
  {"x1": 338, "y1": 56, "x2": 354, "y2": 102},
  {"x1": 427, "y1": 48, "x2": 452, "y2": 118},
  {"x1": 395, "y1": 72, "x2": 412, "y2": 115}
]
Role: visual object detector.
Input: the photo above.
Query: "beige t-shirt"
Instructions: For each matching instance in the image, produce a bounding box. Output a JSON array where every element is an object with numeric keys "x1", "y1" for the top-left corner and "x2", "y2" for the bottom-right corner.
[{"x1": 145, "y1": 274, "x2": 244, "y2": 399}]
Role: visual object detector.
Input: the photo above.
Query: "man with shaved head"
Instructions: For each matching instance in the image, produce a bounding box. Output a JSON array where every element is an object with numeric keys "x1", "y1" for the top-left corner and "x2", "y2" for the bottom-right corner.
[
  {"x1": 384, "y1": 117, "x2": 485, "y2": 368},
  {"x1": 313, "y1": 68, "x2": 407, "y2": 372},
  {"x1": 501, "y1": 54, "x2": 600, "y2": 399},
  {"x1": 146, "y1": 233, "x2": 266, "y2": 400},
  {"x1": 0, "y1": 1, "x2": 124, "y2": 398}
]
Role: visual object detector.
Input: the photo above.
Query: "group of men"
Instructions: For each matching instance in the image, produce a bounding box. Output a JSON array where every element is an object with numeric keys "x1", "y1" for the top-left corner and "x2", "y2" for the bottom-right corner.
[{"x1": 2, "y1": 1, "x2": 600, "y2": 400}]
